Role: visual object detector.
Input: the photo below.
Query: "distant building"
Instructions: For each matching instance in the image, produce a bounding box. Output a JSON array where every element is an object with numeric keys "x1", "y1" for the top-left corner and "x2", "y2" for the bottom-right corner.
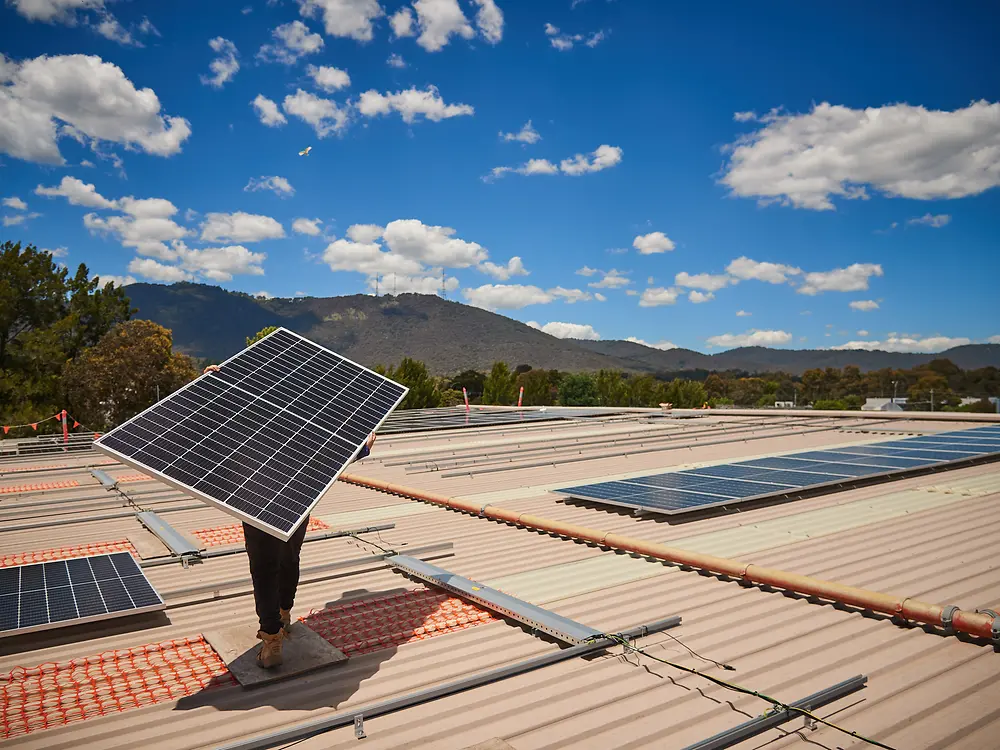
[
  {"x1": 774, "y1": 401, "x2": 795, "y2": 408},
  {"x1": 960, "y1": 397, "x2": 984, "y2": 406},
  {"x1": 862, "y1": 398, "x2": 904, "y2": 412}
]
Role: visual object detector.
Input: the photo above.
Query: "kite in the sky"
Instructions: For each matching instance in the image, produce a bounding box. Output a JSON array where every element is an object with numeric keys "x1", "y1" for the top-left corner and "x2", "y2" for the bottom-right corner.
[{"x1": 299, "y1": 146, "x2": 312, "y2": 156}]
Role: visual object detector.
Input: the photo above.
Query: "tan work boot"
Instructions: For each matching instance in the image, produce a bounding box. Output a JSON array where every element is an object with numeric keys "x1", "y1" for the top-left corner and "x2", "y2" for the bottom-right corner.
[
  {"x1": 279, "y1": 608, "x2": 292, "y2": 635},
  {"x1": 256, "y1": 629, "x2": 285, "y2": 669}
]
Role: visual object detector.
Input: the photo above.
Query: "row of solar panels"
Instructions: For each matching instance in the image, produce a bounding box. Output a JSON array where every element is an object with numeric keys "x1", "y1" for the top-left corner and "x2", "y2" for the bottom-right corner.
[
  {"x1": 378, "y1": 407, "x2": 616, "y2": 434},
  {"x1": 553, "y1": 426, "x2": 1000, "y2": 515}
]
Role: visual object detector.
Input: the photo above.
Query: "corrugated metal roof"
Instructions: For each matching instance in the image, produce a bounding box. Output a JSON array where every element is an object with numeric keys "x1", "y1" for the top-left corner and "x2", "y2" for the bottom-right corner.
[{"x1": 1, "y1": 412, "x2": 998, "y2": 749}]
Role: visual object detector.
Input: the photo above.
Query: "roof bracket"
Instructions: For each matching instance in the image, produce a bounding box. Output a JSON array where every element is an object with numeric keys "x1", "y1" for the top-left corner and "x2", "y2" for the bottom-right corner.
[
  {"x1": 353, "y1": 714, "x2": 366, "y2": 739},
  {"x1": 137, "y1": 510, "x2": 201, "y2": 559}
]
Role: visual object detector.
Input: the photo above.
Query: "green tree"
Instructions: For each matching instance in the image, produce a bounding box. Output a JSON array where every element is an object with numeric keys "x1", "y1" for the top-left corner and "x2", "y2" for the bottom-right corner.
[
  {"x1": 376, "y1": 357, "x2": 441, "y2": 409},
  {"x1": 517, "y1": 369, "x2": 554, "y2": 406},
  {"x1": 247, "y1": 325, "x2": 279, "y2": 347},
  {"x1": 558, "y1": 372, "x2": 598, "y2": 406},
  {"x1": 595, "y1": 370, "x2": 627, "y2": 406},
  {"x1": 661, "y1": 378, "x2": 707, "y2": 408},
  {"x1": 482, "y1": 361, "x2": 518, "y2": 405},
  {"x1": 703, "y1": 373, "x2": 727, "y2": 400},
  {"x1": 626, "y1": 374, "x2": 660, "y2": 407},
  {"x1": 813, "y1": 399, "x2": 847, "y2": 410},
  {"x1": 63, "y1": 320, "x2": 198, "y2": 429},
  {"x1": 448, "y1": 369, "x2": 486, "y2": 400}
]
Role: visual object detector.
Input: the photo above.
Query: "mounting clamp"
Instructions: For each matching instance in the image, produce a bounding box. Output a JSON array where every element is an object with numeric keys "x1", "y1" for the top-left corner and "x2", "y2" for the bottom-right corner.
[
  {"x1": 354, "y1": 714, "x2": 366, "y2": 739},
  {"x1": 940, "y1": 605, "x2": 959, "y2": 631}
]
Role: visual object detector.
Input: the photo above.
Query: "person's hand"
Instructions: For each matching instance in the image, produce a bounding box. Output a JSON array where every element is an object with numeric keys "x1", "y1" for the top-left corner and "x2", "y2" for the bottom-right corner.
[
  {"x1": 203, "y1": 365, "x2": 221, "y2": 375},
  {"x1": 365, "y1": 432, "x2": 377, "y2": 452}
]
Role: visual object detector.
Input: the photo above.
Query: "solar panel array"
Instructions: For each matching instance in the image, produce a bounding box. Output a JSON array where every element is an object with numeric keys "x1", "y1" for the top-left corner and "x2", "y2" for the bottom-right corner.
[
  {"x1": 553, "y1": 425, "x2": 1000, "y2": 515},
  {"x1": 378, "y1": 407, "x2": 616, "y2": 434},
  {"x1": 0, "y1": 552, "x2": 164, "y2": 637},
  {"x1": 95, "y1": 328, "x2": 408, "y2": 540}
]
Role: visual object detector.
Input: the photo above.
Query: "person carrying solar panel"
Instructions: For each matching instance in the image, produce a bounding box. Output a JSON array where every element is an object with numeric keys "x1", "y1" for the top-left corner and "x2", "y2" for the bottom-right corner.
[{"x1": 203, "y1": 364, "x2": 379, "y2": 669}]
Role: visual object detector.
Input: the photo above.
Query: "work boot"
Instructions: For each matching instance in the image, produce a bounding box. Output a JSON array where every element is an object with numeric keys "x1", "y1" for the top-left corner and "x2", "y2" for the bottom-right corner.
[
  {"x1": 256, "y1": 629, "x2": 285, "y2": 669},
  {"x1": 279, "y1": 608, "x2": 292, "y2": 635}
]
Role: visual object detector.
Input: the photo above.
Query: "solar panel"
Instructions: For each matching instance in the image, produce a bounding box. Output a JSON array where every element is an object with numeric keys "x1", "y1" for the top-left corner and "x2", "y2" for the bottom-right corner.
[
  {"x1": 553, "y1": 425, "x2": 1000, "y2": 515},
  {"x1": 0, "y1": 552, "x2": 164, "y2": 637},
  {"x1": 94, "y1": 328, "x2": 408, "y2": 541}
]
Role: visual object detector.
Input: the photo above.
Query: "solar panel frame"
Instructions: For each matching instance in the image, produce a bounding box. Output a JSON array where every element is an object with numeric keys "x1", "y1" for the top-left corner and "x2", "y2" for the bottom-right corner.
[
  {"x1": 0, "y1": 552, "x2": 164, "y2": 638},
  {"x1": 94, "y1": 328, "x2": 408, "y2": 541}
]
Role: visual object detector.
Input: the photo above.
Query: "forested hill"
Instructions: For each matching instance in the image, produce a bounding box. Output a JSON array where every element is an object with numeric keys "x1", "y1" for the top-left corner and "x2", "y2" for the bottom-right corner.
[{"x1": 124, "y1": 282, "x2": 1000, "y2": 375}]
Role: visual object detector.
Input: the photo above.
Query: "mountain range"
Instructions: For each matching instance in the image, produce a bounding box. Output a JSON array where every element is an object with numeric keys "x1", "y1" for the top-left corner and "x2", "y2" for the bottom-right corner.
[{"x1": 123, "y1": 283, "x2": 1000, "y2": 376}]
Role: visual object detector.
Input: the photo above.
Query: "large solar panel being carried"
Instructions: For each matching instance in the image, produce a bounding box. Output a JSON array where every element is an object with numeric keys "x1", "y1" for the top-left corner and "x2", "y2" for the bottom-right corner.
[
  {"x1": 0, "y1": 552, "x2": 164, "y2": 637},
  {"x1": 95, "y1": 328, "x2": 408, "y2": 540},
  {"x1": 552, "y1": 426, "x2": 1000, "y2": 515}
]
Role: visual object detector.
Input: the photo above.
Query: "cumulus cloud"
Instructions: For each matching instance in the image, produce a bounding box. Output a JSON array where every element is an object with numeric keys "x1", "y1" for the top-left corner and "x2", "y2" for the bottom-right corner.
[
  {"x1": 200, "y1": 212, "x2": 285, "y2": 243},
  {"x1": 254, "y1": 291, "x2": 274, "y2": 299},
  {"x1": 626, "y1": 337, "x2": 678, "y2": 350},
  {"x1": 725, "y1": 256, "x2": 801, "y2": 284},
  {"x1": 283, "y1": 89, "x2": 349, "y2": 136},
  {"x1": 849, "y1": 299, "x2": 879, "y2": 312},
  {"x1": 908, "y1": 213, "x2": 951, "y2": 228},
  {"x1": 292, "y1": 217, "x2": 323, "y2": 235},
  {"x1": 389, "y1": 7, "x2": 414, "y2": 37},
  {"x1": 675, "y1": 271, "x2": 730, "y2": 292},
  {"x1": 500, "y1": 121, "x2": 540, "y2": 144},
  {"x1": 544, "y1": 22, "x2": 606, "y2": 50},
  {"x1": 487, "y1": 144, "x2": 622, "y2": 181},
  {"x1": 594, "y1": 292, "x2": 607, "y2": 302},
  {"x1": 575, "y1": 266, "x2": 598, "y2": 277},
  {"x1": 733, "y1": 110, "x2": 756, "y2": 122},
  {"x1": 324, "y1": 237, "x2": 424, "y2": 278},
  {"x1": 94, "y1": 273, "x2": 137, "y2": 287},
  {"x1": 201, "y1": 37, "x2": 239, "y2": 88},
  {"x1": 306, "y1": 64, "x2": 350, "y2": 92},
  {"x1": 832, "y1": 335, "x2": 972, "y2": 353},
  {"x1": 175, "y1": 244, "x2": 266, "y2": 281},
  {"x1": 346, "y1": 223, "x2": 385, "y2": 243},
  {"x1": 589, "y1": 269, "x2": 630, "y2": 289},
  {"x1": 798, "y1": 263, "x2": 883, "y2": 295},
  {"x1": 639, "y1": 287, "x2": 680, "y2": 307},
  {"x1": 369, "y1": 273, "x2": 460, "y2": 296},
  {"x1": 35, "y1": 176, "x2": 117, "y2": 208},
  {"x1": 252, "y1": 94, "x2": 287, "y2": 127},
  {"x1": 40, "y1": 246, "x2": 68, "y2": 257},
  {"x1": 9, "y1": 0, "x2": 156, "y2": 47},
  {"x1": 471, "y1": 0, "x2": 503, "y2": 44},
  {"x1": 84, "y1": 208, "x2": 188, "y2": 262},
  {"x1": 480, "y1": 256, "x2": 528, "y2": 281},
  {"x1": 297, "y1": 0, "x2": 384, "y2": 42},
  {"x1": 127, "y1": 257, "x2": 194, "y2": 282},
  {"x1": 987, "y1": 335, "x2": 1000, "y2": 344},
  {"x1": 463, "y1": 284, "x2": 553, "y2": 310},
  {"x1": 244, "y1": 176, "x2": 295, "y2": 197},
  {"x1": 526, "y1": 321, "x2": 600, "y2": 340},
  {"x1": 387, "y1": 53, "x2": 407, "y2": 68},
  {"x1": 382, "y1": 219, "x2": 487, "y2": 267},
  {"x1": 706, "y1": 329, "x2": 793, "y2": 349},
  {"x1": 721, "y1": 101, "x2": 1000, "y2": 210},
  {"x1": 549, "y1": 286, "x2": 592, "y2": 304},
  {"x1": 0, "y1": 53, "x2": 191, "y2": 165},
  {"x1": 736, "y1": 309, "x2": 751, "y2": 317},
  {"x1": 357, "y1": 86, "x2": 473, "y2": 124},
  {"x1": 3, "y1": 212, "x2": 41, "y2": 226},
  {"x1": 412, "y1": 0, "x2": 475, "y2": 51},
  {"x1": 633, "y1": 231, "x2": 675, "y2": 254},
  {"x1": 688, "y1": 290, "x2": 715, "y2": 304},
  {"x1": 258, "y1": 20, "x2": 324, "y2": 64},
  {"x1": 3, "y1": 196, "x2": 28, "y2": 211}
]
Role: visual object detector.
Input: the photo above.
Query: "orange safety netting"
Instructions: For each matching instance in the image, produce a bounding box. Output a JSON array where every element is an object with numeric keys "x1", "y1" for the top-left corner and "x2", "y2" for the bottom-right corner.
[
  {"x1": 0, "y1": 540, "x2": 137, "y2": 568},
  {"x1": 0, "y1": 636, "x2": 235, "y2": 739},
  {"x1": 302, "y1": 587, "x2": 495, "y2": 657},
  {"x1": 0, "y1": 464, "x2": 69, "y2": 474},
  {"x1": 191, "y1": 516, "x2": 330, "y2": 548},
  {"x1": 114, "y1": 473, "x2": 153, "y2": 484},
  {"x1": 0, "y1": 479, "x2": 80, "y2": 494}
]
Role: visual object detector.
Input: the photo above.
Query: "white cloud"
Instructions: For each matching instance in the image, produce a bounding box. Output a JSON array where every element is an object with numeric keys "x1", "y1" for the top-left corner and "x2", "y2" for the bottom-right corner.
[
  {"x1": 733, "y1": 110, "x2": 756, "y2": 122},
  {"x1": 389, "y1": 7, "x2": 414, "y2": 37},
  {"x1": 0, "y1": 53, "x2": 191, "y2": 165},
  {"x1": 298, "y1": 0, "x2": 384, "y2": 42},
  {"x1": 908, "y1": 213, "x2": 951, "y2": 228},
  {"x1": 371, "y1": 273, "x2": 460, "y2": 295},
  {"x1": 463, "y1": 284, "x2": 553, "y2": 310},
  {"x1": 633, "y1": 231, "x2": 675, "y2": 254},
  {"x1": 849, "y1": 299, "x2": 879, "y2": 312},
  {"x1": 857, "y1": 330, "x2": 869, "y2": 337},
  {"x1": 639, "y1": 287, "x2": 680, "y2": 307},
  {"x1": 500, "y1": 121, "x2": 540, "y2": 144},
  {"x1": 258, "y1": 20, "x2": 324, "y2": 64},
  {"x1": 128, "y1": 257, "x2": 194, "y2": 282},
  {"x1": 575, "y1": 265, "x2": 598, "y2": 277},
  {"x1": 323, "y1": 237, "x2": 424, "y2": 277},
  {"x1": 688, "y1": 290, "x2": 715, "y2": 304},
  {"x1": 3, "y1": 197, "x2": 28, "y2": 211},
  {"x1": 607, "y1": 246, "x2": 628, "y2": 255},
  {"x1": 35, "y1": 176, "x2": 116, "y2": 208},
  {"x1": 306, "y1": 64, "x2": 350, "y2": 92},
  {"x1": 84, "y1": 210, "x2": 189, "y2": 262},
  {"x1": 254, "y1": 291, "x2": 274, "y2": 299},
  {"x1": 283, "y1": 89, "x2": 349, "y2": 137},
  {"x1": 175, "y1": 244, "x2": 266, "y2": 281},
  {"x1": 201, "y1": 37, "x2": 240, "y2": 88},
  {"x1": 480, "y1": 256, "x2": 528, "y2": 281},
  {"x1": 589, "y1": 268, "x2": 630, "y2": 289},
  {"x1": 387, "y1": 53, "x2": 407, "y2": 68},
  {"x1": 549, "y1": 286, "x2": 592, "y2": 304},
  {"x1": 200, "y1": 212, "x2": 285, "y2": 243},
  {"x1": 832, "y1": 335, "x2": 972, "y2": 353},
  {"x1": 560, "y1": 144, "x2": 622, "y2": 175},
  {"x1": 736, "y1": 309, "x2": 751, "y2": 317},
  {"x1": 94, "y1": 273, "x2": 136, "y2": 287},
  {"x1": 412, "y1": 0, "x2": 475, "y2": 52},
  {"x1": 471, "y1": 0, "x2": 503, "y2": 44},
  {"x1": 40, "y1": 246, "x2": 68, "y2": 257},
  {"x1": 526, "y1": 321, "x2": 600, "y2": 340},
  {"x1": 625, "y1": 289, "x2": 638, "y2": 296},
  {"x1": 357, "y1": 86, "x2": 473, "y2": 124},
  {"x1": 675, "y1": 271, "x2": 730, "y2": 292},
  {"x1": 594, "y1": 292, "x2": 607, "y2": 302},
  {"x1": 8, "y1": 0, "x2": 104, "y2": 23},
  {"x1": 721, "y1": 101, "x2": 1000, "y2": 210},
  {"x1": 987, "y1": 335, "x2": 1000, "y2": 344},
  {"x1": 626, "y1": 337, "x2": 677, "y2": 350},
  {"x1": 706, "y1": 329, "x2": 793, "y2": 349},
  {"x1": 292, "y1": 217, "x2": 323, "y2": 235},
  {"x1": 3, "y1": 212, "x2": 41, "y2": 226},
  {"x1": 544, "y1": 23, "x2": 604, "y2": 51},
  {"x1": 725, "y1": 256, "x2": 801, "y2": 284},
  {"x1": 245, "y1": 175, "x2": 295, "y2": 197},
  {"x1": 798, "y1": 263, "x2": 883, "y2": 295},
  {"x1": 92, "y1": 13, "x2": 139, "y2": 46},
  {"x1": 383, "y1": 219, "x2": 487, "y2": 267},
  {"x1": 252, "y1": 94, "x2": 287, "y2": 127},
  {"x1": 346, "y1": 223, "x2": 385, "y2": 243}
]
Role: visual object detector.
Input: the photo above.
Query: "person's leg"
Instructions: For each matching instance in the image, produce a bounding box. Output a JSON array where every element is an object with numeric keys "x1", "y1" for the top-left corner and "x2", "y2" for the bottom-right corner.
[
  {"x1": 277, "y1": 515, "x2": 310, "y2": 614},
  {"x1": 243, "y1": 522, "x2": 283, "y2": 635}
]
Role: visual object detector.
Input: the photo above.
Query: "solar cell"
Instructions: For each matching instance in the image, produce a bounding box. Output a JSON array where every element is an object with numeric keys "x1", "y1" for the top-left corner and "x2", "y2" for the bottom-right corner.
[
  {"x1": 903, "y1": 439, "x2": 998, "y2": 453},
  {"x1": 0, "y1": 552, "x2": 164, "y2": 637},
  {"x1": 95, "y1": 328, "x2": 408, "y2": 540}
]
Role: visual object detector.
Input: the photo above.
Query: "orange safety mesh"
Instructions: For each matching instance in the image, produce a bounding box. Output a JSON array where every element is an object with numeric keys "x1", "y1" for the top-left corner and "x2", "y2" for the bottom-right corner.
[
  {"x1": 192, "y1": 516, "x2": 330, "y2": 548},
  {"x1": 0, "y1": 636, "x2": 235, "y2": 739},
  {"x1": 0, "y1": 479, "x2": 80, "y2": 494},
  {"x1": 0, "y1": 463, "x2": 69, "y2": 473},
  {"x1": 302, "y1": 587, "x2": 495, "y2": 657},
  {"x1": 114, "y1": 473, "x2": 152, "y2": 484},
  {"x1": 0, "y1": 540, "x2": 137, "y2": 568}
]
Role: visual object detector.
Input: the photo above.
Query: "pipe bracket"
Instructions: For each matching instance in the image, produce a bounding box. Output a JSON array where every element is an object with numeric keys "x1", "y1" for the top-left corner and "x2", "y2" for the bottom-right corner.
[
  {"x1": 940, "y1": 605, "x2": 959, "y2": 630},
  {"x1": 977, "y1": 609, "x2": 1000, "y2": 641}
]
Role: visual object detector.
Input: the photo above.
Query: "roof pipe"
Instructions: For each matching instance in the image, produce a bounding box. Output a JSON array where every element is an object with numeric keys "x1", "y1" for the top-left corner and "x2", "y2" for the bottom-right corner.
[{"x1": 338, "y1": 472, "x2": 999, "y2": 642}]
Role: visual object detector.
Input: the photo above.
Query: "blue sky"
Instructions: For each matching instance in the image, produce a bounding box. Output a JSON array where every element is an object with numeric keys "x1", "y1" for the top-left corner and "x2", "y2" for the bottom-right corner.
[{"x1": 2, "y1": 0, "x2": 998, "y2": 354}]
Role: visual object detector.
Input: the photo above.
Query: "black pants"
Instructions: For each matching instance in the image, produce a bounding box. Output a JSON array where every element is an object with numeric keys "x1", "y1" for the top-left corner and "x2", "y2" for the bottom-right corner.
[{"x1": 243, "y1": 517, "x2": 310, "y2": 635}]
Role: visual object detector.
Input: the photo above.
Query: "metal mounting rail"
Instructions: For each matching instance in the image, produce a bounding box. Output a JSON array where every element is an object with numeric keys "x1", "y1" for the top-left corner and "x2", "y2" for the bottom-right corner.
[
  {"x1": 136, "y1": 510, "x2": 201, "y2": 559},
  {"x1": 387, "y1": 554, "x2": 602, "y2": 644},
  {"x1": 682, "y1": 674, "x2": 868, "y2": 750},
  {"x1": 91, "y1": 468, "x2": 119, "y2": 490}
]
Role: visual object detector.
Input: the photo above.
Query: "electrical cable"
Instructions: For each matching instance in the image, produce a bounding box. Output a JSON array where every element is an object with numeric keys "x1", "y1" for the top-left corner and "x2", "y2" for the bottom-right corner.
[{"x1": 599, "y1": 633, "x2": 896, "y2": 750}]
